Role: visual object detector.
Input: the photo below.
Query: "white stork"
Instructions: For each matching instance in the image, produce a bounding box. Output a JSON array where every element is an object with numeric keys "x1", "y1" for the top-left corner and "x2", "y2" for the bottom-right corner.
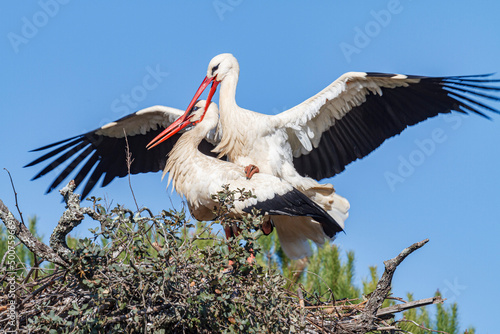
[
  {"x1": 154, "y1": 54, "x2": 500, "y2": 197},
  {"x1": 160, "y1": 100, "x2": 344, "y2": 258},
  {"x1": 26, "y1": 100, "x2": 344, "y2": 259}
]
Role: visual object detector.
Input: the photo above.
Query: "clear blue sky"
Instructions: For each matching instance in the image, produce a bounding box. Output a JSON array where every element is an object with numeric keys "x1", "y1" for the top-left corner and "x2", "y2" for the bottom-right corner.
[{"x1": 1, "y1": 2, "x2": 499, "y2": 332}]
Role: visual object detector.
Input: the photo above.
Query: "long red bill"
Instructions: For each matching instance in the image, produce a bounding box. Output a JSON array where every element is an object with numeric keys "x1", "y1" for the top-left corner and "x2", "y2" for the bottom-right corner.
[
  {"x1": 146, "y1": 116, "x2": 191, "y2": 150},
  {"x1": 205, "y1": 80, "x2": 220, "y2": 112},
  {"x1": 146, "y1": 76, "x2": 221, "y2": 150},
  {"x1": 181, "y1": 76, "x2": 214, "y2": 122}
]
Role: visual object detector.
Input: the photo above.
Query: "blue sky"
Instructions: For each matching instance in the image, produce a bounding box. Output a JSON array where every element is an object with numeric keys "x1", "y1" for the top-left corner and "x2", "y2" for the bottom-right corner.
[{"x1": 1, "y1": 1, "x2": 500, "y2": 331}]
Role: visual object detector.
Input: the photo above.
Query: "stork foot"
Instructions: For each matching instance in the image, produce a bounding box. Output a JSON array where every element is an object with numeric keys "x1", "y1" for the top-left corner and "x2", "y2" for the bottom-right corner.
[{"x1": 244, "y1": 164, "x2": 260, "y2": 179}]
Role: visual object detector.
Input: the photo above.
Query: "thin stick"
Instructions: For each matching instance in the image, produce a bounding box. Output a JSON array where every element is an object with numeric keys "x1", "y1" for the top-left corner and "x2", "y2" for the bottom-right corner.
[
  {"x1": 4, "y1": 168, "x2": 25, "y2": 225},
  {"x1": 396, "y1": 318, "x2": 450, "y2": 334},
  {"x1": 123, "y1": 129, "x2": 139, "y2": 211}
]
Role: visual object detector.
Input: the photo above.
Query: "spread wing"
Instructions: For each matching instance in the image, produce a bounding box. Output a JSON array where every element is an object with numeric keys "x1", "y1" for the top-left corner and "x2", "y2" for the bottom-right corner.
[
  {"x1": 26, "y1": 105, "x2": 219, "y2": 198},
  {"x1": 273, "y1": 72, "x2": 500, "y2": 180}
]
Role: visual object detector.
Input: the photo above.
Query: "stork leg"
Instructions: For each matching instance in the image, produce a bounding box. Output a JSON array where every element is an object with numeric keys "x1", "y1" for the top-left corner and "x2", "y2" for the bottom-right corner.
[
  {"x1": 261, "y1": 217, "x2": 274, "y2": 235},
  {"x1": 224, "y1": 224, "x2": 237, "y2": 267},
  {"x1": 244, "y1": 164, "x2": 260, "y2": 179}
]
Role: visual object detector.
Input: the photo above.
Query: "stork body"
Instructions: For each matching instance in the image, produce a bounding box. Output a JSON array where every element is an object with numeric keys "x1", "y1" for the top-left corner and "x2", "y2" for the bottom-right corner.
[
  {"x1": 215, "y1": 70, "x2": 324, "y2": 190},
  {"x1": 213, "y1": 93, "x2": 348, "y2": 223},
  {"x1": 163, "y1": 101, "x2": 344, "y2": 259}
]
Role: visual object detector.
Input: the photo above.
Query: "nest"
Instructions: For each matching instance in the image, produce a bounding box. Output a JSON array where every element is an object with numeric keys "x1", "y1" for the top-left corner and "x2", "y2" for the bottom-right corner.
[{"x1": 0, "y1": 182, "x2": 442, "y2": 333}]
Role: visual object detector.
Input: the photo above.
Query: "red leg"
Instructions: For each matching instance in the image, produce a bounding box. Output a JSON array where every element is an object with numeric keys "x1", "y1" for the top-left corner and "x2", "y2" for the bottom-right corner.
[
  {"x1": 261, "y1": 217, "x2": 274, "y2": 235},
  {"x1": 224, "y1": 225, "x2": 235, "y2": 267}
]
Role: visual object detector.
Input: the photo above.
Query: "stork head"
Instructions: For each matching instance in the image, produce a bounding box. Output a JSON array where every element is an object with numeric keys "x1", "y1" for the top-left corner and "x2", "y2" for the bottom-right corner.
[
  {"x1": 206, "y1": 53, "x2": 239, "y2": 82},
  {"x1": 146, "y1": 100, "x2": 218, "y2": 149},
  {"x1": 188, "y1": 100, "x2": 218, "y2": 124},
  {"x1": 180, "y1": 54, "x2": 238, "y2": 124}
]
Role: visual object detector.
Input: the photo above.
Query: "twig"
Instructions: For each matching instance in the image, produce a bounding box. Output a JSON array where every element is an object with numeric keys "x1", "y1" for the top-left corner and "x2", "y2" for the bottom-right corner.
[
  {"x1": 298, "y1": 287, "x2": 305, "y2": 325},
  {"x1": 299, "y1": 270, "x2": 337, "y2": 302},
  {"x1": 0, "y1": 241, "x2": 20, "y2": 268},
  {"x1": 103, "y1": 304, "x2": 173, "y2": 325},
  {"x1": 396, "y1": 318, "x2": 450, "y2": 334},
  {"x1": 123, "y1": 129, "x2": 140, "y2": 212},
  {"x1": 4, "y1": 168, "x2": 25, "y2": 225},
  {"x1": 385, "y1": 296, "x2": 408, "y2": 303},
  {"x1": 375, "y1": 326, "x2": 404, "y2": 332}
]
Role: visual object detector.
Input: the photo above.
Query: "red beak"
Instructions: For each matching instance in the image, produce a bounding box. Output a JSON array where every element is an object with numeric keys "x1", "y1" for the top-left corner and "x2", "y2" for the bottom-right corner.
[
  {"x1": 146, "y1": 76, "x2": 220, "y2": 150},
  {"x1": 181, "y1": 76, "x2": 220, "y2": 122},
  {"x1": 146, "y1": 115, "x2": 192, "y2": 150}
]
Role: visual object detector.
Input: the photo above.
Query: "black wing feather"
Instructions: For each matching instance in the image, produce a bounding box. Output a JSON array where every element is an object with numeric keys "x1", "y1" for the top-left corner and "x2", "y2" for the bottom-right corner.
[
  {"x1": 26, "y1": 114, "x2": 218, "y2": 199},
  {"x1": 294, "y1": 74, "x2": 500, "y2": 180}
]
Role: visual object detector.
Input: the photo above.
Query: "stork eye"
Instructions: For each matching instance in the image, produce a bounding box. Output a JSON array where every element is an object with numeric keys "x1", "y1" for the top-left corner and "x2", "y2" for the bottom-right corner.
[
  {"x1": 211, "y1": 64, "x2": 220, "y2": 76},
  {"x1": 188, "y1": 102, "x2": 202, "y2": 115}
]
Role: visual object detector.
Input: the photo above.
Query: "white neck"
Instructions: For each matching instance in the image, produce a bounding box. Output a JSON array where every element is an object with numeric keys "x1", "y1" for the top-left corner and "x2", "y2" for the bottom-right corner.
[
  {"x1": 219, "y1": 69, "x2": 240, "y2": 119},
  {"x1": 165, "y1": 113, "x2": 218, "y2": 176}
]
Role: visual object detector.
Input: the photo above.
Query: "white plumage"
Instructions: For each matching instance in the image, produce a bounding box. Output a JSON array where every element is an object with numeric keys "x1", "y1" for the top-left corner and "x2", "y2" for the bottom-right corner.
[
  {"x1": 162, "y1": 100, "x2": 344, "y2": 259},
  {"x1": 175, "y1": 53, "x2": 500, "y2": 234}
]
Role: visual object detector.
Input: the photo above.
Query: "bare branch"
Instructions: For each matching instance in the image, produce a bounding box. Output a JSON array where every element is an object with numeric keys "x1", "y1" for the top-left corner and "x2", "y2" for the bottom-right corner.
[
  {"x1": 0, "y1": 199, "x2": 67, "y2": 267},
  {"x1": 49, "y1": 181, "x2": 87, "y2": 261},
  {"x1": 49, "y1": 181, "x2": 111, "y2": 263},
  {"x1": 376, "y1": 296, "x2": 444, "y2": 318},
  {"x1": 305, "y1": 239, "x2": 431, "y2": 333},
  {"x1": 357, "y1": 239, "x2": 429, "y2": 326}
]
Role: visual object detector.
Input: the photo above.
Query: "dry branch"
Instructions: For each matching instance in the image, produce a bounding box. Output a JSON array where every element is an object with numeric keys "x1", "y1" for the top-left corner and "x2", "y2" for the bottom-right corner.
[
  {"x1": 376, "y1": 296, "x2": 444, "y2": 318},
  {"x1": 0, "y1": 199, "x2": 67, "y2": 267},
  {"x1": 49, "y1": 181, "x2": 96, "y2": 262},
  {"x1": 0, "y1": 180, "x2": 110, "y2": 267},
  {"x1": 305, "y1": 239, "x2": 431, "y2": 333}
]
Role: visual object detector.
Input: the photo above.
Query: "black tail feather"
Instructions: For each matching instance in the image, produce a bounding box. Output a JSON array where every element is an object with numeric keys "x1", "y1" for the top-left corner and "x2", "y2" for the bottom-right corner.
[{"x1": 243, "y1": 188, "x2": 343, "y2": 238}]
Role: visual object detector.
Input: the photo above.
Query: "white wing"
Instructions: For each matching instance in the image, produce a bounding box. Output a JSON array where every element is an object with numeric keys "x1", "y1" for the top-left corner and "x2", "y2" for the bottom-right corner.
[
  {"x1": 273, "y1": 72, "x2": 500, "y2": 180},
  {"x1": 27, "y1": 105, "x2": 219, "y2": 198}
]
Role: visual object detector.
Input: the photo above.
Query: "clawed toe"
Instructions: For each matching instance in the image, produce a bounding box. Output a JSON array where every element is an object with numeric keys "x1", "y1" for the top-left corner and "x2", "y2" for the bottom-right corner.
[{"x1": 244, "y1": 164, "x2": 260, "y2": 179}]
